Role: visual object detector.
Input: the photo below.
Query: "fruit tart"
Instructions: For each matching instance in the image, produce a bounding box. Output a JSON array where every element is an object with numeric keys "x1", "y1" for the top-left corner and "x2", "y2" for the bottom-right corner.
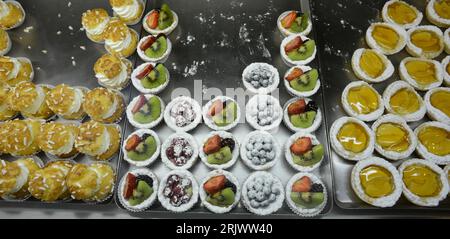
[
  {"x1": 131, "y1": 62, "x2": 169, "y2": 94},
  {"x1": 94, "y1": 54, "x2": 132, "y2": 91},
  {"x1": 143, "y1": 3, "x2": 178, "y2": 35},
  {"x1": 285, "y1": 132, "x2": 324, "y2": 172},
  {"x1": 280, "y1": 34, "x2": 316, "y2": 66},
  {"x1": 246, "y1": 94, "x2": 282, "y2": 131},
  {"x1": 0, "y1": 157, "x2": 42, "y2": 201},
  {"x1": 137, "y1": 33, "x2": 171, "y2": 63},
  {"x1": 161, "y1": 132, "x2": 199, "y2": 170},
  {"x1": 382, "y1": 0, "x2": 422, "y2": 29},
  {"x1": 240, "y1": 130, "x2": 280, "y2": 171},
  {"x1": 122, "y1": 129, "x2": 160, "y2": 167},
  {"x1": 441, "y1": 55, "x2": 450, "y2": 86},
  {"x1": 0, "y1": 0, "x2": 25, "y2": 30},
  {"x1": 164, "y1": 96, "x2": 202, "y2": 132},
  {"x1": 118, "y1": 168, "x2": 158, "y2": 212},
  {"x1": 406, "y1": 25, "x2": 444, "y2": 59},
  {"x1": 81, "y1": 8, "x2": 111, "y2": 43},
  {"x1": 37, "y1": 122, "x2": 79, "y2": 160},
  {"x1": 399, "y1": 57, "x2": 443, "y2": 91},
  {"x1": 286, "y1": 173, "x2": 327, "y2": 216},
  {"x1": 158, "y1": 170, "x2": 199, "y2": 212},
  {"x1": 126, "y1": 94, "x2": 164, "y2": 129},
  {"x1": 414, "y1": 121, "x2": 450, "y2": 165},
  {"x1": 277, "y1": 10, "x2": 312, "y2": 37},
  {"x1": 200, "y1": 131, "x2": 239, "y2": 170},
  {"x1": 200, "y1": 170, "x2": 240, "y2": 214},
  {"x1": 46, "y1": 84, "x2": 87, "y2": 120},
  {"x1": 351, "y1": 48, "x2": 394, "y2": 83},
  {"x1": 0, "y1": 119, "x2": 41, "y2": 156},
  {"x1": 83, "y1": 87, "x2": 125, "y2": 124},
  {"x1": 426, "y1": 0, "x2": 450, "y2": 28},
  {"x1": 424, "y1": 87, "x2": 450, "y2": 125},
  {"x1": 0, "y1": 56, "x2": 33, "y2": 86},
  {"x1": 341, "y1": 81, "x2": 385, "y2": 122},
  {"x1": 8, "y1": 82, "x2": 54, "y2": 120},
  {"x1": 0, "y1": 82, "x2": 17, "y2": 121},
  {"x1": 284, "y1": 65, "x2": 320, "y2": 97},
  {"x1": 0, "y1": 28, "x2": 10, "y2": 56},
  {"x1": 383, "y1": 81, "x2": 426, "y2": 122},
  {"x1": 202, "y1": 96, "x2": 240, "y2": 131},
  {"x1": 104, "y1": 18, "x2": 139, "y2": 58},
  {"x1": 242, "y1": 62, "x2": 280, "y2": 95},
  {"x1": 109, "y1": 0, "x2": 144, "y2": 25},
  {"x1": 366, "y1": 22, "x2": 407, "y2": 55},
  {"x1": 283, "y1": 97, "x2": 322, "y2": 133}
]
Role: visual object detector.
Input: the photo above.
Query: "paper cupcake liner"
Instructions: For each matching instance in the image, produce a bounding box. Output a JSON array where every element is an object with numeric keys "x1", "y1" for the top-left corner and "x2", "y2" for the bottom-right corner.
[
  {"x1": 414, "y1": 121, "x2": 450, "y2": 165},
  {"x1": 157, "y1": 169, "x2": 199, "y2": 213},
  {"x1": 283, "y1": 97, "x2": 322, "y2": 133},
  {"x1": 240, "y1": 130, "x2": 280, "y2": 171},
  {"x1": 285, "y1": 132, "x2": 323, "y2": 172},
  {"x1": 277, "y1": 11, "x2": 312, "y2": 37},
  {"x1": 137, "y1": 35, "x2": 172, "y2": 63},
  {"x1": 382, "y1": 81, "x2": 426, "y2": 122},
  {"x1": 161, "y1": 132, "x2": 199, "y2": 170},
  {"x1": 351, "y1": 48, "x2": 394, "y2": 83},
  {"x1": 280, "y1": 34, "x2": 316, "y2": 66},
  {"x1": 424, "y1": 87, "x2": 450, "y2": 125},
  {"x1": 199, "y1": 131, "x2": 239, "y2": 170},
  {"x1": 202, "y1": 96, "x2": 241, "y2": 131},
  {"x1": 199, "y1": 170, "x2": 240, "y2": 214},
  {"x1": 126, "y1": 94, "x2": 165, "y2": 129},
  {"x1": 341, "y1": 81, "x2": 385, "y2": 122},
  {"x1": 283, "y1": 65, "x2": 321, "y2": 97},
  {"x1": 242, "y1": 62, "x2": 280, "y2": 95},
  {"x1": 382, "y1": 0, "x2": 422, "y2": 29},
  {"x1": 366, "y1": 22, "x2": 407, "y2": 55},
  {"x1": 164, "y1": 96, "x2": 202, "y2": 132},
  {"x1": 143, "y1": 10, "x2": 179, "y2": 35},
  {"x1": 245, "y1": 94, "x2": 283, "y2": 131},
  {"x1": 131, "y1": 62, "x2": 170, "y2": 94},
  {"x1": 118, "y1": 168, "x2": 159, "y2": 212},
  {"x1": 406, "y1": 26, "x2": 444, "y2": 59},
  {"x1": 122, "y1": 128, "x2": 161, "y2": 167}
]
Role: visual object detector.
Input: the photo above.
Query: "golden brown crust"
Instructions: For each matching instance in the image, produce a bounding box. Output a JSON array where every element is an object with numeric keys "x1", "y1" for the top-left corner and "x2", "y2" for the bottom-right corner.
[
  {"x1": 83, "y1": 87, "x2": 124, "y2": 123},
  {"x1": 0, "y1": 159, "x2": 21, "y2": 196},
  {"x1": 109, "y1": 0, "x2": 134, "y2": 8},
  {"x1": 9, "y1": 82, "x2": 54, "y2": 119},
  {"x1": 104, "y1": 18, "x2": 129, "y2": 42},
  {"x1": 94, "y1": 54, "x2": 123, "y2": 79},
  {"x1": 66, "y1": 164, "x2": 99, "y2": 200},
  {"x1": 75, "y1": 121, "x2": 108, "y2": 156},
  {"x1": 105, "y1": 28, "x2": 138, "y2": 58},
  {"x1": 0, "y1": 29, "x2": 8, "y2": 51},
  {"x1": 1, "y1": 119, "x2": 41, "y2": 156},
  {"x1": 81, "y1": 8, "x2": 109, "y2": 30},
  {"x1": 46, "y1": 84, "x2": 75, "y2": 114},
  {"x1": 90, "y1": 163, "x2": 115, "y2": 201},
  {"x1": 0, "y1": 83, "x2": 17, "y2": 121},
  {"x1": 9, "y1": 157, "x2": 42, "y2": 199},
  {"x1": 96, "y1": 124, "x2": 121, "y2": 161},
  {"x1": 28, "y1": 167, "x2": 66, "y2": 201},
  {"x1": 0, "y1": 2, "x2": 24, "y2": 30},
  {"x1": 37, "y1": 122, "x2": 78, "y2": 156}
]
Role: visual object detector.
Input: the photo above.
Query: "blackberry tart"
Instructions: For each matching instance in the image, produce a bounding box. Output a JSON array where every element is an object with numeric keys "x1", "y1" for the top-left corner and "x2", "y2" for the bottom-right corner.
[
  {"x1": 161, "y1": 132, "x2": 199, "y2": 170},
  {"x1": 118, "y1": 168, "x2": 158, "y2": 212},
  {"x1": 158, "y1": 169, "x2": 199, "y2": 213},
  {"x1": 283, "y1": 97, "x2": 322, "y2": 133},
  {"x1": 199, "y1": 131, "x2": 239, "y2": 170},
  {"x1": 164, "y1": 96, "x2": 202, "y2": 132},
  {"x1": 286, "y1": 173, "x2": 327, "y2": 216}
]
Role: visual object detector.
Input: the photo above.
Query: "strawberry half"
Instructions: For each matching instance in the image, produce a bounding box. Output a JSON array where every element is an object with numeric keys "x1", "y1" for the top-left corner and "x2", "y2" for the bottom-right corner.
[
  {"x1": 207, "y1": 100, "x2": 224, "y2": 117},
  {"x1": 140, "y1": 36, "x2": 156, "y2": 51},
  {"x1": 285, "y1": 67, "x2": 304, "y2": 81},
  {"x1": 147, "y1": 10, "x2": 159, "y2": 29},
  {"x1": 292, "y1": 176, "x2": 312, "y2": 192},
  {"x1": 136, "y1": 64, "x2": 154, "y2": 80},
  {"x1": 287, "y1": 99, "x2": 306, "y2": 116},
  {"x1": 290, "y1": 137, "x2": 312, "y2": 156},
  {"x1": 281, "y1": 11, "x2": 297, "y2": 28},
  {"x1": 131, "y1": 95, "x2": 147, "y2": 114},
  {"x1": 203, "y1": 175, "x2": 227, "y2": 195},
  {"x1": 203, "y1": 135, "x2": 222, "y2": 154},
  {"x1": 125, "y1": 134, "x2": 142, "y2": 151},
  {"x1": 123, "y1": 173, "x2": 137, "y2": 199},
  {"x1": 284, "y1": 36, "x2": 303, "y2": 53}
]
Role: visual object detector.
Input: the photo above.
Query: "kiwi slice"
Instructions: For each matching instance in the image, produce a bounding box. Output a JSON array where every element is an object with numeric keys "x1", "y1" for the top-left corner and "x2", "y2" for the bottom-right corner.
[
  {"x1": 142, "y1": 64, "x2": 167, "y2": 89},
  {"x1": 127, "y1": 136, "x2": 157, "y2": 161},
  {"x1": 207, "y1": 146, "x2": 233, "y2": 165},
  {"x1": 206, "y1": 187, "x2": 235, "y2": 207},
  {"x1": 290, "y1": 192, "x2": 324, "y2": 209},
  {"x1": 133, "y1": 96, "x2": 161, "y2": 124},
  {"x1": 289, "y1": 69, "x2": 318, "y2": 92},
  {"x1": 290, "y1": 111, "x2": 316, "y2": 128},
  {"x1": 158, "y1": 4, "x2": 174, "y2": 30},
  {"x1": 145, "y1": 37, "x2": 168, "y2": 59},
  {"x1": 287, "y1": 40, "x2": 315, "y2": 61},
  {"x1": 212, "y1": 101, "x2": 238, "y2": 126}
]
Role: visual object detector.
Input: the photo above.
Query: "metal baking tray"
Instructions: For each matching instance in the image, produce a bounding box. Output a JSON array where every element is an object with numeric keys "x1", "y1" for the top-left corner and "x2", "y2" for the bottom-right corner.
[
  {"x1": 0, "y1": 0, "x2": 140, "y2": 206},
  {"x1": 114, "y1": 0, "x2": 334, "y2": 217},
  {"x1": 312, "y1": 0, "x2": 450, "y2": 210}
]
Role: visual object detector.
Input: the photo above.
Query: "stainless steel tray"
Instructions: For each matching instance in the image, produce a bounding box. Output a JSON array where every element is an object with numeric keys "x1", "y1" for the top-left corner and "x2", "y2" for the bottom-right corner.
[
  {"x1": 312, "y1": 0, "x2": 450, "y2": 210},
  {"x1": 114, "y1": 0, "x2": 334, "y2": 217}
]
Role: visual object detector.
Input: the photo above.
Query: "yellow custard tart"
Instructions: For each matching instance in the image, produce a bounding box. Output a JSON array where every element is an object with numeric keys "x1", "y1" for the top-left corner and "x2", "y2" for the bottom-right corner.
[
  {"x1": 399, "y1": 57, "x2": 443, "y2": 91},
  {"x1": 406, "y1": 26, "x2": 444, "y2": 59},
  {"x1": 399, "y1": 159, "x2": 448, "y2": 207},
  {"x1": 341, "y1": 81, "x2": 384, "y2": 121},
  {"x1": 424, "y1": 87, "x2": 450, "y2": 124},
  {"x1": 382, "y1": 0, "x2": 422, "y2": 29},
  {"x1": 0, "y1": 0, "x2": 25, "y2": 30},
  {"x1": 383, "y1": 81, "x2": 426, "y2": 122},
  {"x1": 0, "y1": 28, "x2": 10, "y2": 56},
  {"x1": 414, "y1": 121, "x2": 450, "y2": 165},
  {"x1": 441, "y1": 55, "x2": 450, "y2": 86},
  {"x1": 330, "y1": 116, "x2": 374, "y2": 161},
  {"x1": 371, "y1": 114, "x2": 416, "y2": 160},
  {"x1": 351, "y1": 157, "x2": 402, "y2": 207},
  {"x1": 366, "y1": 22, "x2": 407, "y2": 55},
  {"x1": 426, "y1": 0, "x2": 450, "y2": 28},
  {"x1": 0, "y1": 56, "x2": 34, "y2": 86},
  {"x1": 351, "y1": 48, "x2": 394, "y2": 83}
]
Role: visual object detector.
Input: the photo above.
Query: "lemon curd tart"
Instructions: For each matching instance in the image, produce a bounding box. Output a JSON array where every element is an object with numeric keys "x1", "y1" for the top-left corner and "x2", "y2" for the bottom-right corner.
[
  {"x1": 426, "y1": 0, "x2": 450, "y2": 28},
  {"x1": 366, "y1": 22, "x2": 406, "y2": 55},
  {"x1": 341, "y1": 81, "x2": 384, "y2": 122},
  {"x1": 382, "y1": 0, "x2": 422, "y2": 29},
  {"x1": 441, "y1": 55, "x2": 450, "y2": 86},
  {"x1": 399, "y1": 57, "x2": 443, "y2": 91},
  {"x1": 406, "y1": 25, "x2": 444, "y2": 59},
  {"x1": 424, "y1": 87, "x2": 450, "y2": 124},
  {"x1": 351, "y1": 48, "x2": 394, "y2": 83},
  {"x1": 383, "y1": 81, "x2": 426, "y2": 122},
  {"x1": 414, "y1": 121, "x2": 450, "y2": 165}
]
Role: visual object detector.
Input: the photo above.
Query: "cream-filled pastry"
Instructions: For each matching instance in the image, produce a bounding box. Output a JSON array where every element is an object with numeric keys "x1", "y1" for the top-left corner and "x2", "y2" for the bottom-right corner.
[
  {"x1": 0, "y1": 82, "x2": 17, "y2": 121},
  {"x1": 104, "y1": 18, "x2": 138, "y2": 58},
  {"x1": 399, "y1": 57, "x2": 443, "y2": 91},
  {"x1": 406, "y1": 25, "x2": 444, "y2": 59},
  {"x1": 426, "y1": 0, "x2": 450, "y2": 28},
  {"x1": 8, "y1": 82, "x2": 54, "y2": 120},
  {"x1": 109, "y1": 0, "x2": 144, "y2": 25},
  {"x1": 37, "y1": 122, "x2": 79, "y2": 159},
  {"x1": 83, "y1": 87, "x2": 125, "y2": 123},
  {"x1": 0, "y1": 0, "x2": 25, "y2": 30},
  {"x1": 46, "y1": 84, "x2": 87, "y2": 120},
  {"x1": 81, "y1": 8, "x2": 111, "y2": 43},
  {"x1": 4, "y1": 157, "x2": 42, "y2": 200},
  {"x1": 0, "y1": 56, "x2": 33, "y2": 86},
  {"x1": 0, "y1": 119, "x2": 41, "y2": 156},
  {"x1": 0, "y1": 28, "x2": 10, "y2": 56},
  {"x1": 94, "y1": 54, "x2": 132, "y2": 90}
]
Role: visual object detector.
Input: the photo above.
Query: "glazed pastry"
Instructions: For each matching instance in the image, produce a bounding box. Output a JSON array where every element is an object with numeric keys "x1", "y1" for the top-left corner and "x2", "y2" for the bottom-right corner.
[
  {"x1": 382, "y1": 0, "x2": 422, "y2": 29},
  {"x1": 200, "y1": 170, "x2": 240, "y2": 214},
  {"x1": 241, "y1": 171, "x2": 284, "y2": 216},
  {"x1": 75, "y1": 120, "x2": 121, "y2": 161},
  {"x1": 122, "y1": 129, "x2": 160, "y2": 167},
  {"x1": 365, "y1": 22, "x2": 407, "y2": 55},
  {"x1": 199, "y1": 131, "x2": 239, "y2": 170},
  {"x1": 284, "y1": 65, "x2": 321, "y2": 97},
  {"x1": 118, "y1": 168, "x2": 158, "y2": 212},
  {"x1": 441, "y1": 55, "x2": 450, "y2": 86},
  {"x1": 240, "y1": 130, "x2": 280, "y2": 171},
  {"x1": 83, "y1": 87, "x2": 125, "y2": 123},
  {"x1": 109, "y1": 0, "x2": 144, "y2": 25},
  {"x1": 126, "y1": 94, "x2": 164, "y2": 129},
  {"x1": 0, "y1": 158, "x2": 41, "y2": 200},
  {"x1": 277, "y1": 10, "x2": 312, "y2": 37},
  {"x1": 137, "y1": 34, "x2": 171, "y2": 63},
  {"x1": 351, "y1": 48, "x2": 394, "y2": 83},
  {"x1": 164, "y1": 96, "x2": 202, "y2": 132},
  {"x1": 158, "y1": 170, "x2": 199, "y2": 212},
  {"x1": 414, "y1": 121, "x2": 450, "y2": 165},
  {"x1": 0, "y1": 0, "x2": 25, "y2": 30},
  {"x1": 242, "y1": 62, "x2": 280, "y2": 95},
  {"x1": 8, "y1": 82, "x2": 54, "y2": 120},
  {"x1": 0, "y1": 56, "x2": 33, "y2": 86},
  {"x1": 399, "y1": 159, "x2": 449, "y2": 207},
  {"x1": 426, "y1": 0, "x2": 450, "y2": 28},
  {"x1": 0, "y1": 119, "x2": 41, "y2": 156},
  {"x1": 46, "y1": 84, "x2": 87, "y2": 120},
  {"x1": 81, "y1": 8, "x2": 111, "y2": 43},
  {"x1": 131, "y1": 62, "x2": 170, "y2": 94},
  {"x1": 37, "y1": 122, "x2": 79, "y2": 159},
  {"x1": 89, "y1": 162, "x2": 115, "y2": 202},
  {"x1": 399, "y1": 57, "x2": 443, "y2": 91},
  {"x1": 341, "y1": 81, "x2": 384, "y2": 122},
  {"x1": 283, "y1": 98, "x2": 322, "y2": 133},
  {"x1": 383, "y1": 81, "x2": 426, "y2": 122},
  {"x1": 94, "y1": 54, "x2": 132, "y2": 90},
  {"x1": 143, "y1": 3, "x2": 178, "y2": 35},
  {"x1": 0, "y1": 82, "x2": 17, "y2": 121},
  {"x1": 0, "y1": 28, "x2": 10, "y2": 55},
  {"x1": 406, "y1": 25, "x2": 444, "y2": 59},
  {"x1": 351, "y1": 157, "x2": 402, "y2": 208},
  {"x1": 104, "y1": 18, "x2": 138, "y2": 58},
  {"x1": 424, "y1": 87, "x2": 450, "y2": 124},
  {"x1": 286, "y1": 173, "x2": 327, "y2": 216},
  {"x1": 161, "y1": 132, "x2": 199, "y2": 170},
  {"x1": 202, "y1": 96, "x2": 240, "y2": 131},
  {"x1": 280, "y1": 34, "x2": 316, "y2": 66},
  {"x1": 330, "y1": 116, "x2": 374, "y2": 161},
  {"x1": 5, "y1": 157, "x2": 42, "y2": 200},
  {"x1": 285, "y1": 132, "x2": 324, "y2": 172},
  {"x1": 371, "y1": 114, "x2": 416, "y2": 160},
  {"x1": 246, "y1": 94, "x2": 282, "y2": 131}
]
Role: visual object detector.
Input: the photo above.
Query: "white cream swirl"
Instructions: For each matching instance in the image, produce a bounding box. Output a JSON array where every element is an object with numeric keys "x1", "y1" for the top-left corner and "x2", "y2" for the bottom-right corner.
[
  {"x1": 0, "y1": 1, "x2": 10, "y2": 19},
  {"x1": 6, "y1": 57, "x2": 20, "y2": 81},
  {"x1": 112, "y1": 0, "x2": 139, "y2": 20},
  {"x1": 95, "y1": 61, "x2": 128, "y2": 89},
  {"x1": 22, "y1": 86, "x2": 46, "y2": 114},
  {"x1": 9, "y1": 164, "x2": 28, "y2": 194},
  {"x1": 49, "y1": 132, "x2": 76, "y2": 156},
  {"x1": 86, "y1": 17, "x2": 110, "y2": 36},
  {"x1": 66, "y1": 88, "x2": 83, "y2": 115},
  {"x1": 100, "y1": 96, "x2": 118, "y2": 120},
  {"x1": 105, "y1": 30, "x2": 131, "y2": 52},
  {"x1": 93, "y1": 128, "x2": 111, "y2": 155}
]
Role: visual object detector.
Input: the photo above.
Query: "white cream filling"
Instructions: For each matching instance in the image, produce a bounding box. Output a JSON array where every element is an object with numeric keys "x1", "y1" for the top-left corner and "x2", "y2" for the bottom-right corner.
[
  {"x1": 6, "y1": 57, "x2": 20, "y2": 80},
  {"x1": 105, "y1": 31, "x2": 131, "y2": 52},
  {"x1": 100, "y1": 96, "x2": 118, "y2": 119},
  {"x1": 66, "y1": 88, "x2": 83, "y2": 115},
  {"x1": 96, "y1": 61, "x2": 128, "y2": 88},
  {"x1": 50, "y1": 133, "x2": 75, "y2": 156},
  {"x1": 86, "y1": 17, "x2": 110, "y2": 36},
  {"x1": 92, "y1": 128, "x2": 111, "y2": 156},
  {"x1": 0, "y1": 2, "x2": 10, "y2": 19},
  {"x1": 9, "y1": 164, "x2": 28, "y2": 194},
  {"x1": 113, "y1": 0, "x2": 139, "y2": 19},
  {"x1": 22, "y1": 86, "x2": 45, "y2": 115}
]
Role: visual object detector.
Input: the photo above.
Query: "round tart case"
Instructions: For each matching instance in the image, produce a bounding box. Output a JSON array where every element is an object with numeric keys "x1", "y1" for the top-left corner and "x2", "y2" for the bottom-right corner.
[
  {"x1": 285, "y1": 132, "x2": 324, "y2": 172},
  {"x1": 286, "y1": 172, "x2": 327, "y2": 216},
  {"x1": 0, "y1": 0, "x2": 25, "y2": 30},
  {"x1": 351, "y1": 157, "x2": 402, "y2": 208},
  {"x1": 241, "y1": 171, "x2": 284, "y2": 216},
  {"x1": 341, "y1": 81, "x2": 385, "y2": 122},
  {"x1": 277, "y1": 10, "x2": 312, "y2": 37},
  {"x1": 199, "y1": 170, "x2": 240, "y2": 214},
  {"x1": 283, "y1": 97, "x2": 322, "y2": 133},
  {"x1": 371, "y1": 114, "x2": 416, "y2": 160},
  {"x1": 126, "y1": 94, "x2": 165, "y2": 129},
  {"x1": 280, "y1": 34, "x2": 317, "y2": 66},
  {"x1": 246, "y1": 94, "x2": 282, "y2": 131},
  {"x1": 414, "y1": 121, "x2": 450, "y2": 165},
  {"x1": 164, "y1": 96, "x2": 202, "y2": 132},
  {"x1": 202, "y1": 96, "x2": 241, "y2": 131},
  {"x1": 383, "y1": 80, "x2": 426, "y2": 122},
  {"x1": 81, "y1": 8, "x2": 111, "y2": 43},
  {"x1": 0, "y1": 56, "x2": 34, "y2": 86},
  {"x1": 283, "y1": 65, "x2": 321, "y2": 97},
  {"x1": 131, "y1": 62, "x2": 170, "y2": 94},
  {"x1": 426, "y1": 0, "x2": 450, "y2": 28},
  {"x1": 406, "y1": 25, "x2": 444, "y2": 59},
  {"x1": 330, "y1": 116, "x2": 375, "y2": 161},
  {"x1": 158, "y1": 169, "x2": 199, "y2": 212},
  {"x1": 441, "y1": 55, "x2": 450, "y2": 86},
  {"x1": 365, "y1": 22, "x2": 407, "y2": 55},
  {"x1": 381, "y1": 0, "x2": 422, "y2": 29},
  {"x1": 399, "y1": 57, "x2": 443, "y2": 91},
  {"x1": 161, "y1": 132, "x2": 199, "y2": 170},
  {"x1": 122, "y1": 129, "x2": 161, "y2": 167},
  {"x1": 142, "y1": 4, "x2": 178, "y2": 35},
  {"x1": 199, "y1": 131, "x2": 239, "y2": 170},
  {"x1": 137, "y1": 34, "x2": 172, "y2": 63},
  {"x1": 46, "y1": 84, "x2": 88, "y2": 121},
  {"x1": 399, "y1": 159, "x2": 449, "y2": 207},
  {"x1": 94, "y1": 54, "x2": 132, "y2": 91},
  {"x1": 242, "y1": 62, "x2": 280, "y2": 95},
  {"x1": 240, "y1": 130, "x2": 280, "y2": 171},
  {"x1": 83, "y1": 87, "x2": 125, "y2": 124},
  {"x1": 118, "y1": 168, "x2": 158, "y2": 212},
  {"x1": 75, "y1": 121, "x2": 121, "y2": 161},
  {"x1": 110, "y1": 0, "x2": 145, "y2": 25},
  {"x1": 351, "y1": 48, "x2": 394, "y2": 83},
  {"x1": 0, "y1": 29, "x2": 11, "y2": 56},
  {"x1": 424, "y1": 87, "x2": 450, "y2": 125}
]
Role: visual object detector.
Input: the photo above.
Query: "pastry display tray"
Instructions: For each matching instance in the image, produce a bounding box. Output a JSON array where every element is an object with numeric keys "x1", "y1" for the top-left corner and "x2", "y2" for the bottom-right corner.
[
  {"x1": 114, "y1": 0, "x2": 334, "y2": 217},
  {"x1": 313, "y1": 0, "x2": 450, "y2": 210}
]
